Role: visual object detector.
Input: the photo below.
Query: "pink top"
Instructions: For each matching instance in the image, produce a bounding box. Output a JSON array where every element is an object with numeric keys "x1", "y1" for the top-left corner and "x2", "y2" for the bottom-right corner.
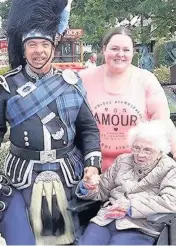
[{"x1": 80, "y1": 65, "x2": 176, "y2": 171}]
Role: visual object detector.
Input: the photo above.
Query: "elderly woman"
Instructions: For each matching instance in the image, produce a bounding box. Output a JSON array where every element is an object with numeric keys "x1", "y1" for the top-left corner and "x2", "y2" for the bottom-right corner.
[{"x1": 76, "y1": 120, "x2": 176, "y2": 245}]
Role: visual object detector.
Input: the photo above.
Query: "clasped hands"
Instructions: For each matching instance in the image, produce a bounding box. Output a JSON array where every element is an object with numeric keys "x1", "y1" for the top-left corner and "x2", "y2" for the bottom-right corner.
[
  {"x1": 83, "y1": 167, "x2": 100, "y2": 190},
  {"x1": 82, "y1": 171, "x2": 130, "y2": 220}
]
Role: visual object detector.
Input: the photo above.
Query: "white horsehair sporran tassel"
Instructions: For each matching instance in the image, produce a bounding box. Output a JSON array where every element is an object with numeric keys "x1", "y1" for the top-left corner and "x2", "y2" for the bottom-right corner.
[{"x1": 30, "y1": 171, "x2": 74, "y2": 245}]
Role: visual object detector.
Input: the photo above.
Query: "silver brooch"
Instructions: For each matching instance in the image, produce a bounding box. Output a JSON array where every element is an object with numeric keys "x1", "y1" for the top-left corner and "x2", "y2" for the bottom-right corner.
[
  {"x1": 16, "y1": 82, "x2": 37, "y2": 97},
  {"x1": 62, "y1": 69, "x2": 78, "y2": 85}
]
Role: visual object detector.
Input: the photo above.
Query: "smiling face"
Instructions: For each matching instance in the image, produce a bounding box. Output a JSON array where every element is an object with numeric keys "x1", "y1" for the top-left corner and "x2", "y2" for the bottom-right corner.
[
  {"x1": 24, "y1": 39, "x2": 55, "y2": 74},
  {"x1": 103, "y1": 34, "x2": 134, "y2": 73},
  {"x1": 131, "y1": 139, "x2": 161, "y2": 166}
]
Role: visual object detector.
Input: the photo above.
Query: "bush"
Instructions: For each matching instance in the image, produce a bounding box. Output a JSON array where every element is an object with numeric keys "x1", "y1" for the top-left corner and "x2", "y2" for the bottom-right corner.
[
  {"x1": 153, "y1": 66, "x2": 170, "y2": 84},
  {"x1": 0, "y1": 67, "x2": 9, "y2": 75},
  {"x1": 153, "y1": 38, "x2": 166, "y2": 67}
]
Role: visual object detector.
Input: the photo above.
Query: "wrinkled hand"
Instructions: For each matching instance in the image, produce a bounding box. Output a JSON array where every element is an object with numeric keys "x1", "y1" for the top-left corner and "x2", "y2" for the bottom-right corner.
[
  {"x1": 83, "y1": 166, "x2": 99, "y2": 182},
  {"x1": 104, "y1": 197, "x2": 130, "y2": 220},
  {"x1": 83, "y1": 167, "x2": 100, "y2": 190},
  {"x1": 104, "y1": 208, "x2": 126, "y2": 220},
  {"x1": 84, "y1": 174, "x2": 100, "y2": 190}
]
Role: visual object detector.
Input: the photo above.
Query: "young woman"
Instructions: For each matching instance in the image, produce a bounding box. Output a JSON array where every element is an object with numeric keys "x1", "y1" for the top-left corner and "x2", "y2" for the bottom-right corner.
[{"x1": 80, "y1": 27, "x2": 176, "y2": 171}]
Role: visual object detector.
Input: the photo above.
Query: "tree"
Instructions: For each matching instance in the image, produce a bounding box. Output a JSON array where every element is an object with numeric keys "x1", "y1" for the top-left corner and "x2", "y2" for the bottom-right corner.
[
  {"x1": 70, "y1": 0, "x2": 115, "y2": 50},
  {"x1": 0, "y1": 0, "x2": 12, "y2": 30},
  {"x1": 0, "y1": 0, "x2": 175, "y2": 49},
  {"x1": 70, "y1": 0, "x2": 176, "y2": 49}
]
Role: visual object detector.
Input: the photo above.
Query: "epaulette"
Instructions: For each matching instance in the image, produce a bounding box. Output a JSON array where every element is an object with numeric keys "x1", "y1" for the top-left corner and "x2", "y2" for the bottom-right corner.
[
  {"x1": 0, "y1": 75, "x2": 11, "y2": 93},
  {"x1": 62, "y1": 69, "x2": 79, "y2": 85},
  {"x1": 4, "y1": 65, "x2": 22, "y2": 79},
  {"x1": 0, "y1": 66, "x2": 22, "y2": 93}
]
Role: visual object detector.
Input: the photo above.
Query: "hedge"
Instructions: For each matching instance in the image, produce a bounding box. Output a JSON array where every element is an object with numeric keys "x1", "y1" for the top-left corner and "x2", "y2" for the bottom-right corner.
[{"x1": 153, "y1": 66, "x2": 170, "y2": 84}]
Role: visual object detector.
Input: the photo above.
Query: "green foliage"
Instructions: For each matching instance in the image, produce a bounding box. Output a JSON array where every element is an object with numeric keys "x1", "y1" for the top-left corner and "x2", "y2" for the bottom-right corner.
[
  {"x1": 154, "y1": 38, "x2": 176, "y2": 68},
  {"x1": 132, "y1": 52, "x2": 140, "y2": 67},
  {"x1": 153, "y1": 66, "x2": 170, "y2": 84},
  {"x1": 0, "y1": 67, "x2": 9, "y2": 75},
  {"x1": 0, "y1": 0, "x2": 12, "y2": 29},
  {"x1": 1, "y1": 0, "x2": 176, "y2": 51},
  {"x1": 70, "y1": 0, "x2": 111, "y2": 50},
  {"x1": 71, "y1": 0, "x2": 176, "y2": 49},
  {"x1": 153, "y1": 38, "x2": 166, "y2": 67}
]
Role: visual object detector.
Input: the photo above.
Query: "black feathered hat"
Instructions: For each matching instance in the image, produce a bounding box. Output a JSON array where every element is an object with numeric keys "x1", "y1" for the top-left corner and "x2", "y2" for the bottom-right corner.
[{"x1": 6, "y1": 0, "x2": 68, "y2": 69}]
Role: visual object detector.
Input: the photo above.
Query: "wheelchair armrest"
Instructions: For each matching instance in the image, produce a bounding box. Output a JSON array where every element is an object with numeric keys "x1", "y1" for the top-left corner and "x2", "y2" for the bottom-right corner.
[
  {"x1": 67, "y1": 198, "x2": 100, "y2": 213},
  {"x1": 147, "y1": 213, "x2": 176, "y2": 225}
]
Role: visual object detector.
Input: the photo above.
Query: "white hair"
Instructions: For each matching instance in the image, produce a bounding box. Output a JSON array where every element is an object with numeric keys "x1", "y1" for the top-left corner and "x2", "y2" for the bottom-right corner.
[{"x1": 128, "y1": 120, "x2": 171, "y2": 154}]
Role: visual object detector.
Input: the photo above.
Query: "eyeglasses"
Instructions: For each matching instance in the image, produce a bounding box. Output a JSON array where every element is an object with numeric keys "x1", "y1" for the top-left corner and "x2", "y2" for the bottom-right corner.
[{"x1": 131, "y1": 145, "x2": 155, "y2": 155}]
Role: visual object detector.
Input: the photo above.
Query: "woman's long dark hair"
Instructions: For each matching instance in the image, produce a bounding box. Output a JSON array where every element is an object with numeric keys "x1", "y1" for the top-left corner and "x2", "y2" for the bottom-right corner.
[{"x1": 102, "y1": 26, "x2": 135, "y2": 48}]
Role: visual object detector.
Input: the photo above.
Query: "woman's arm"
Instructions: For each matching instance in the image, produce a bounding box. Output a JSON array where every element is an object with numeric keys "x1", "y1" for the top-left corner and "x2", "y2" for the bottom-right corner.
[
  {"x1": 128, "y1": 167, "x2": 176, "y2": 219},
  {"x1": 145, "y1": 70, "x2": 176, "y2": 154}
]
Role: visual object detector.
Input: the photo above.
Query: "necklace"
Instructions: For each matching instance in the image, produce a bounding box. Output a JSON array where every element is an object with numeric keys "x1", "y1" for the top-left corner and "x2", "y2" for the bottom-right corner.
[{"x1": 25, "y1": 64, "x2": 54, "y2": 80}]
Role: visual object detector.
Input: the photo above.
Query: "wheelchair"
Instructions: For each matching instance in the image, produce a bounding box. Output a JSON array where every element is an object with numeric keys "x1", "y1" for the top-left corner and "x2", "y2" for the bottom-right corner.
[{"x1": 68, "y1": 198, "x2": 176, "y2": 245}]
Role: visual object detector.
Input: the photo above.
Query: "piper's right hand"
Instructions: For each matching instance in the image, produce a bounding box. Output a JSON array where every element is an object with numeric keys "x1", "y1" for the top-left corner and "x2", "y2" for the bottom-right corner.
[{"x1": 83, "y1": 174, "x2": 100, "y2": 190}]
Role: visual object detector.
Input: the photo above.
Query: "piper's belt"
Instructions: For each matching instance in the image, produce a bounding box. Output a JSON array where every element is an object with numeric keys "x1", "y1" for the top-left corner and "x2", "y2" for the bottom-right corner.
[{"x1": 10, "y1": 143, "x2": 74, "y2": 162}]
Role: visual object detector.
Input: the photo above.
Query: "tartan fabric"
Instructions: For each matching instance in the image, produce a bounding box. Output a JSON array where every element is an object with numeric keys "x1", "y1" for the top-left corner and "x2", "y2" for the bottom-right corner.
[
  {"x1": 56, "y1": 78, "x2": 85, "y2": 142},
  {"x1": 7, "y1": 73, "x2": 69, "y2": 128}
]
